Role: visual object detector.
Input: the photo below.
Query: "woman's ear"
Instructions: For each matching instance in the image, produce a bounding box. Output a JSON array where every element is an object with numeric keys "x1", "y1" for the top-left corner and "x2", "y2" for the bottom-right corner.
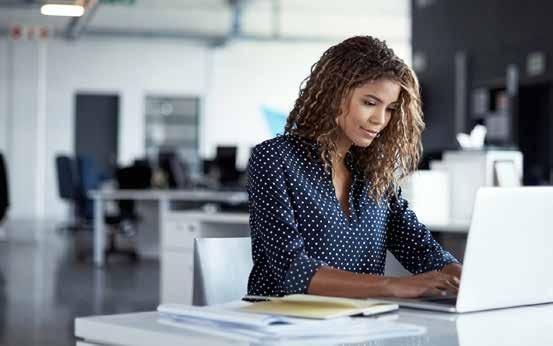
[
  {"x1": 335, "y1": 112, "x2": 346, "y2": 130},
  {"x1": 335, "y1": 98, "x2": 349, "y2": 128}
]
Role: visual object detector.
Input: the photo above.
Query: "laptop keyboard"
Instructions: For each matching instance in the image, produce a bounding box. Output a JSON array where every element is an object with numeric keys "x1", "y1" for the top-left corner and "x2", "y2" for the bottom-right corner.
[{"x1": 420, "y1": 296, "x2": 458, "y2": 305}]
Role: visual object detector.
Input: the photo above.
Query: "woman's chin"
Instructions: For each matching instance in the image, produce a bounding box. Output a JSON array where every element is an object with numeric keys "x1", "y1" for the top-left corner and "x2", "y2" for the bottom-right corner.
[{"x1": 353, "y1": 137, "x2": 374, "y2": 148}]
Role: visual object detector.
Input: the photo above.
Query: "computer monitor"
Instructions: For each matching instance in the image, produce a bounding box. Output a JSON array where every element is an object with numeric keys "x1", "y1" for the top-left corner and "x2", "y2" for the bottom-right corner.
[{"x1": 215, "y1": 146, "x2": 240, "y2": 185}]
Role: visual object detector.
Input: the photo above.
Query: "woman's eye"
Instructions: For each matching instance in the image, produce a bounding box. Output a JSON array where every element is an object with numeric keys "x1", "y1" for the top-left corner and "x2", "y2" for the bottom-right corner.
[{"x1": 364, "y1": 100, "x2": 376, "y2": 106}]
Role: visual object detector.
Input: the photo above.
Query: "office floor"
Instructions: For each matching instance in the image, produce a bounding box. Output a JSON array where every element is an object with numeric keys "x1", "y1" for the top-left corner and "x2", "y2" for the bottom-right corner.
[{"x1": 0, "y1": 220, "x2": 159, "y2": 346}]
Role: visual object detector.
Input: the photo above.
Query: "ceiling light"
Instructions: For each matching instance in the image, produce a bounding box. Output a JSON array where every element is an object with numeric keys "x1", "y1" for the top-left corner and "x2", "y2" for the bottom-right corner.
[{"x1": 40, "y1": 4, "x2": 85, "y2": 17}]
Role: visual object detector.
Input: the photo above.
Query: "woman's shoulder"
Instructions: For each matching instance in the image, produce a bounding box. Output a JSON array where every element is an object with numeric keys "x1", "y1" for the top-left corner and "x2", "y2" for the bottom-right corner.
[{"x1": 252, "y1": 134, "x2": 315, "y2": 160}]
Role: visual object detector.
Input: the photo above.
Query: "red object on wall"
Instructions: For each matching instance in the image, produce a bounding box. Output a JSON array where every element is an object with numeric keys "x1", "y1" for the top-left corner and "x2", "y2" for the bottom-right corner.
[
  {"x1": 10, "y1": 25, "x2": 22, "y2": 40},
  {"x1": 39, "y1": 27, "x2": 49, "y2": 39}
]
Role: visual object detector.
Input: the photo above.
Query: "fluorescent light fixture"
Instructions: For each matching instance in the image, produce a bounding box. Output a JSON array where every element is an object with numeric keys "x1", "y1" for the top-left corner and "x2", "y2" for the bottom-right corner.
[{"x1": 40, "y1": 4, "x2": 85, "y2": 17}]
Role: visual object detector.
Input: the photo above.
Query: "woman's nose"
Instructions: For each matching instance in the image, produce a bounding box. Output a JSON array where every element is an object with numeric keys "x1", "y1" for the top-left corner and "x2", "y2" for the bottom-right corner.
[{"x1": 370, "y1": 107, "x2": 387, "y2": 125}]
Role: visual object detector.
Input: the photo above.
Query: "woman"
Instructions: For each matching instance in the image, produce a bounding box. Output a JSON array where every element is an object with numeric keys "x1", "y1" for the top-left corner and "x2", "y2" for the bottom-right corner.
[{"x1": 247, "y1": 36, "x2": 462, "y2": 299}]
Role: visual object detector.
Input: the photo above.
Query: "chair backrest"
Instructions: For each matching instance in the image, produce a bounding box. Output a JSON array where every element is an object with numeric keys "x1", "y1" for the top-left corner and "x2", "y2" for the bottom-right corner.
[
  {"x1": 192, "y1": 237, "x2": 253, "y2": 306},
  {"x1": 115, "y1": 164, "x2": 151, "y2": 219},
  {"x1": 55, "y1": 155, "x2": 77, "y2": 200},
  {"x1": 75, "y1": 156, "x2": 100, "y2": 220},
  {"x1": 0, "y1": 152, "x2": 9, "y2": 222}
]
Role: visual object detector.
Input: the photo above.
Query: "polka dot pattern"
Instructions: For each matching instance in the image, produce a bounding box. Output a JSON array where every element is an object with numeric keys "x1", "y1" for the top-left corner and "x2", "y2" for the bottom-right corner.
[{"x1": 246, "y1": 134, "x2": 459, "y2": 297}]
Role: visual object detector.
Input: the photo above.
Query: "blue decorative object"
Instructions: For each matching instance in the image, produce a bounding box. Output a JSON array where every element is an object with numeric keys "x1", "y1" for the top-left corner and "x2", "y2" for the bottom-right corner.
[{"x1": 262, "y1": 106, "x2": 287, "y2": 137}]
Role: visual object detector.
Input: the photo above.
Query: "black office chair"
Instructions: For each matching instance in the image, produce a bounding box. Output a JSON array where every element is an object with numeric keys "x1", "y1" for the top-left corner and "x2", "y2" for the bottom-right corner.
[
  {"x1": 74, "y1": 156, "x2": 141, "y2": 262},
  {"x1": 158, "y1": 151, "x2": 189, "y2": 188},
  {"x1": 0, "y1": 152, "x2": 9, "y2": 225},
  {"x1": 55, "y1": 155, "x2": 89, "y2": 232},
  {"x1": 105, "y1": 165, "x2": 147, "y2": 238}
]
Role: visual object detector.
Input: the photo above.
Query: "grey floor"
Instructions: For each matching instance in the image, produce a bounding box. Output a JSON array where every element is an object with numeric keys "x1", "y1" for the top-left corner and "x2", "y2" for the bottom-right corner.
[{"x1": 0, "y1": 220, "x2": 159, "y2": 346}]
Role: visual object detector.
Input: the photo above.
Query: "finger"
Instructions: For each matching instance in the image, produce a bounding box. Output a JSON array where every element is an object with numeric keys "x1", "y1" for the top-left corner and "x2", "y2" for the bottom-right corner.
[
  {"x1": 448, "y1": 277, "x2": 460, "y2": 289},
  {"x1": 433, "y1": 279, "x2": 458, "y2": 294},
  {"x1": 439, "y1": 276, "x2": 459, "y2": 290},
  {"x1": 436, "y1": 273, "x2": 460, "y2": 288},
  {"x1": 442, "y1": 278, "x2": 459, "y2": 292},
  {"x1": 451, "y1": 276, "x2": 461, "y2": 286},
  {"x1": 423, "y1": 287, "x2": 447, "y2": 297}
]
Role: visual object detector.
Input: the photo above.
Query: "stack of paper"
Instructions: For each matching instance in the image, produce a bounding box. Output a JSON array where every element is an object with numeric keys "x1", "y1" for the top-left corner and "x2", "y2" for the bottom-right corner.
[{"x1": 157, "y1": 303, "x2": 426, "y2": 344}]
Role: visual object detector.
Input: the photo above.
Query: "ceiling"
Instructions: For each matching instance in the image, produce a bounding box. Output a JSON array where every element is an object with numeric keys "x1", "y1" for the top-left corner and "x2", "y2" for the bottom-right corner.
[{"x1": 0, "y1": 0, "x2": 410, "y2": 42}]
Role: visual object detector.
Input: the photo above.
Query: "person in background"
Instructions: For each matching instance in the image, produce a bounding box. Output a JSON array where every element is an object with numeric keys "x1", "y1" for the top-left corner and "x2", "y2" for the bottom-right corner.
[{"x1": 247, "y1": 36, "x2": 462, "y2": 299}]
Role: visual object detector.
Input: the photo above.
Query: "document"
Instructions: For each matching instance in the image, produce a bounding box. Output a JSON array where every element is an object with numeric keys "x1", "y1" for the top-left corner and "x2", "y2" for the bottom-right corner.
[{"x1": 157, "y1": 300, "x2": 425, "y2": 344}]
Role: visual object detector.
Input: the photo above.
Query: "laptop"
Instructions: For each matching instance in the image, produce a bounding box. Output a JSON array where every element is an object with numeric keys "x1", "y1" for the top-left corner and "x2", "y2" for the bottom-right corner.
[{"x1": 383, "y1": 187, "x2": 553, "y2": 313}]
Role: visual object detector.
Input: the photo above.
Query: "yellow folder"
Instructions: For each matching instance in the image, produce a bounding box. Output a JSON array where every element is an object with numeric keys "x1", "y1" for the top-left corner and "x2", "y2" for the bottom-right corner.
[{"x1": 240, "y1": 294, "x2": 398, "y2": 319}]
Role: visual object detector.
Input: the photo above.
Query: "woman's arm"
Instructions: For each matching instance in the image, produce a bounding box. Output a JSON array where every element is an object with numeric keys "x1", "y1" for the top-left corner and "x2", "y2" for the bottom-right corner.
[
  {"x1": 308, "y1": 266, "x2": 460, "y2": 299},
  {"x1": 386, "y1": 188, "x2": 461, "y2": 274}
]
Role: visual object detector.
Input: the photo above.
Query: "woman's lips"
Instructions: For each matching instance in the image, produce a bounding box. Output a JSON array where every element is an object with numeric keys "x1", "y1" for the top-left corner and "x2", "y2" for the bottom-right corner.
[{"x1": 360, "y1": 127, "x2": 379, "y2": 138}]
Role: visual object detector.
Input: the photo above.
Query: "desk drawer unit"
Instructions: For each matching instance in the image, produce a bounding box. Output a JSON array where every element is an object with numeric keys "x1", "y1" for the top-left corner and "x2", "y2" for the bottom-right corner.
[
  {"x1": 160, "y1": 215, "x2": 250, "y2": 305},
  {"x1": 161, "y1": 251, "x2": 194, "y2": 304},
  {"x1": 162, "y1": 220, "x2": 200, "y2": 250}
]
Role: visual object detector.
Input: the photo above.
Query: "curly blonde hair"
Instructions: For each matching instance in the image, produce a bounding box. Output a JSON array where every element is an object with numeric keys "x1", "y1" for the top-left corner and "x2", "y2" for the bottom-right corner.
[{"x1": 285, "y1": 36, "x2": 424, "y2": 204}]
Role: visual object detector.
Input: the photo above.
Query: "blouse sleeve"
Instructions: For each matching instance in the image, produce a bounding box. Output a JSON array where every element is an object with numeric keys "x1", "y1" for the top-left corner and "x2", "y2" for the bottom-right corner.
[
  {"x1": 248, "y1": 144, "x2": 327, "y2": 295},
  {"x1": 386, "y1": 187, "x2": 459, "y2": 274}
]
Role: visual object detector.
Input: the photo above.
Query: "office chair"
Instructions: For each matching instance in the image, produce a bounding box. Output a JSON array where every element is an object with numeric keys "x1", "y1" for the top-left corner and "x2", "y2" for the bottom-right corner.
[
  {"x1": 0, "y1": 152, "x2": 9, "y2": 225},
  {"x1": 192, "y1": 237, "x2": 253, "y2": 306},
  {"x1": 158, "y1": 151, "x2": 189, "y2": 188},
  {"x1": 109, "y1": 164, "x2": 150, "y2": 238},
  {"x1": 55, "y1": 155, "x2": 89, "y2": 232},
  {"x1": 384, "y1": 251, "x2": 411, "y2": 277},
  {"x1": 75, "y1": 156, "x2": 141, "y2": 262}
]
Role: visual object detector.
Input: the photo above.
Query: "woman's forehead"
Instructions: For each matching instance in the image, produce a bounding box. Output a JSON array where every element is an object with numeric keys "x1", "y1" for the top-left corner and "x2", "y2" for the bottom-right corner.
[{"x1": 354, "y1": 79, "x2": 401, "y2": 103}]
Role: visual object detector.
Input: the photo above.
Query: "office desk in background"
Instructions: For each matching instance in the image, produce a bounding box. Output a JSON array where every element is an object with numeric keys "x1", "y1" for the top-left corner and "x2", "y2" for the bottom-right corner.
[
  {"x1": 89, "y1": 189, "x2": 248, "y2": 266},
  {"x1": 75, "y1": 303, "x2": 553, "y2": 346}
]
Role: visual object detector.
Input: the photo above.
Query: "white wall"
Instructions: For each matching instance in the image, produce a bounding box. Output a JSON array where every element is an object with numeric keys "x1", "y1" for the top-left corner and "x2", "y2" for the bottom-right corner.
[
  {"x1": 203, "y1": 40, "x2": 329, "y2": 168},
  {"x1": 1, "y1": 40, "x2": 43, "y2": 220},
  {"x1": 0, "y1": 39, "x2": 8, "y2": 154},
  {"x1": 0, "y1": 12, "x2": 411, "y2": 221}
]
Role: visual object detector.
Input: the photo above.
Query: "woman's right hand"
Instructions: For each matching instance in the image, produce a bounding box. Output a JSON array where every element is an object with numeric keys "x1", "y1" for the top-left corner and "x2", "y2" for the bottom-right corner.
[{"x1": 385, "y1": 271, "x2": 460, "y2": 298}]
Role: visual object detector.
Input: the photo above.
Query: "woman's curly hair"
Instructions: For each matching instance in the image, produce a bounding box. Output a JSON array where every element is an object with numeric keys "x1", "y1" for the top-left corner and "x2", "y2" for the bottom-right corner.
[{"x1": 285, "y1": 36, "x2": 424, "y2": 204}]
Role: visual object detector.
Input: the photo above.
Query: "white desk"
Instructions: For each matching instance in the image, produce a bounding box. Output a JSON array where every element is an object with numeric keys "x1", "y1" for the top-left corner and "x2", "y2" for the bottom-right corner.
[
  {"x1": 89, "y1": 189, "x2": 248, "y2": 267},
  {"x1": 75, "y1": 304, "x2": 553, "y2": 346}
]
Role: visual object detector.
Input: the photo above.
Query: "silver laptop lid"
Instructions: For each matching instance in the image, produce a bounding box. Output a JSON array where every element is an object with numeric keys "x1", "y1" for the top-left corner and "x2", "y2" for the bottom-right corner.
[{"x1": 457, "y1": 187, "x2": 553, "y2": 312}]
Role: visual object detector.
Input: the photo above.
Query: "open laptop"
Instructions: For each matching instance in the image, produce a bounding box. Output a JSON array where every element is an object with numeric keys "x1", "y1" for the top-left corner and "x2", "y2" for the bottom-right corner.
[{"x1": 383, "y1": 187, "x2": 553, "y2": 313}]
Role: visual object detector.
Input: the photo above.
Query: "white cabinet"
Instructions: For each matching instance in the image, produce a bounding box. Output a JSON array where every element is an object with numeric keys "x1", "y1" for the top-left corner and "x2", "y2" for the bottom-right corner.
[
  {"x1": 160, "y1": 211, "x2": 250, "y2": 304},
  {"x1": 162, "y1": 219, "x2": 200, "y2": 250},
  {"x1": 161, "y1": 251, "x2": 194, "y2": 304},
  {"x1": 433, "y1": 150, "x2": 523, "y2": 223}
]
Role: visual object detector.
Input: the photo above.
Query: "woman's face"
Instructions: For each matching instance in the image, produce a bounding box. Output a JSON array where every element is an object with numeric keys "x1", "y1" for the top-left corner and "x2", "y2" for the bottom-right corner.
[{"x1": 336, "y1": 78, "x2": 401, "y2": 148}]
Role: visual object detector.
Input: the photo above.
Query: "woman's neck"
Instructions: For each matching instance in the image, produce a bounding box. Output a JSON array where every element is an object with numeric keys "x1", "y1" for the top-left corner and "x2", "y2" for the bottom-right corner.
[{"x1": 332, "y1": 131, "x2": 353, "y2": 165}]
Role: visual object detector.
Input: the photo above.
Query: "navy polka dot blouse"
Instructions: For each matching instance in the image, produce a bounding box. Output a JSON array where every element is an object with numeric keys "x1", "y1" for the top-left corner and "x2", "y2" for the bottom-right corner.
[{"x1": 246, "y1": 134, "x2": 459, "y2": 297}]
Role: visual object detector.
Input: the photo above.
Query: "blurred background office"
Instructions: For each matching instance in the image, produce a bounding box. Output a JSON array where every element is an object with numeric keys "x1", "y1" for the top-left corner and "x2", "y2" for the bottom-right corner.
[{"x1": 0, "y1": 0, "x2": 551, "y2": 345}]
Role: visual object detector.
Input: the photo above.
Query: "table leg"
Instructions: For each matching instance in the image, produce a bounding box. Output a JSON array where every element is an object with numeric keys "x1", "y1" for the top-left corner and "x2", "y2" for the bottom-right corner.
[
  {"x1": 93, "y1": 198, "x2": 106, "y2": 267},
  {"x1": 158, "y1": 198, "x2": 168, "y2": 303}
]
